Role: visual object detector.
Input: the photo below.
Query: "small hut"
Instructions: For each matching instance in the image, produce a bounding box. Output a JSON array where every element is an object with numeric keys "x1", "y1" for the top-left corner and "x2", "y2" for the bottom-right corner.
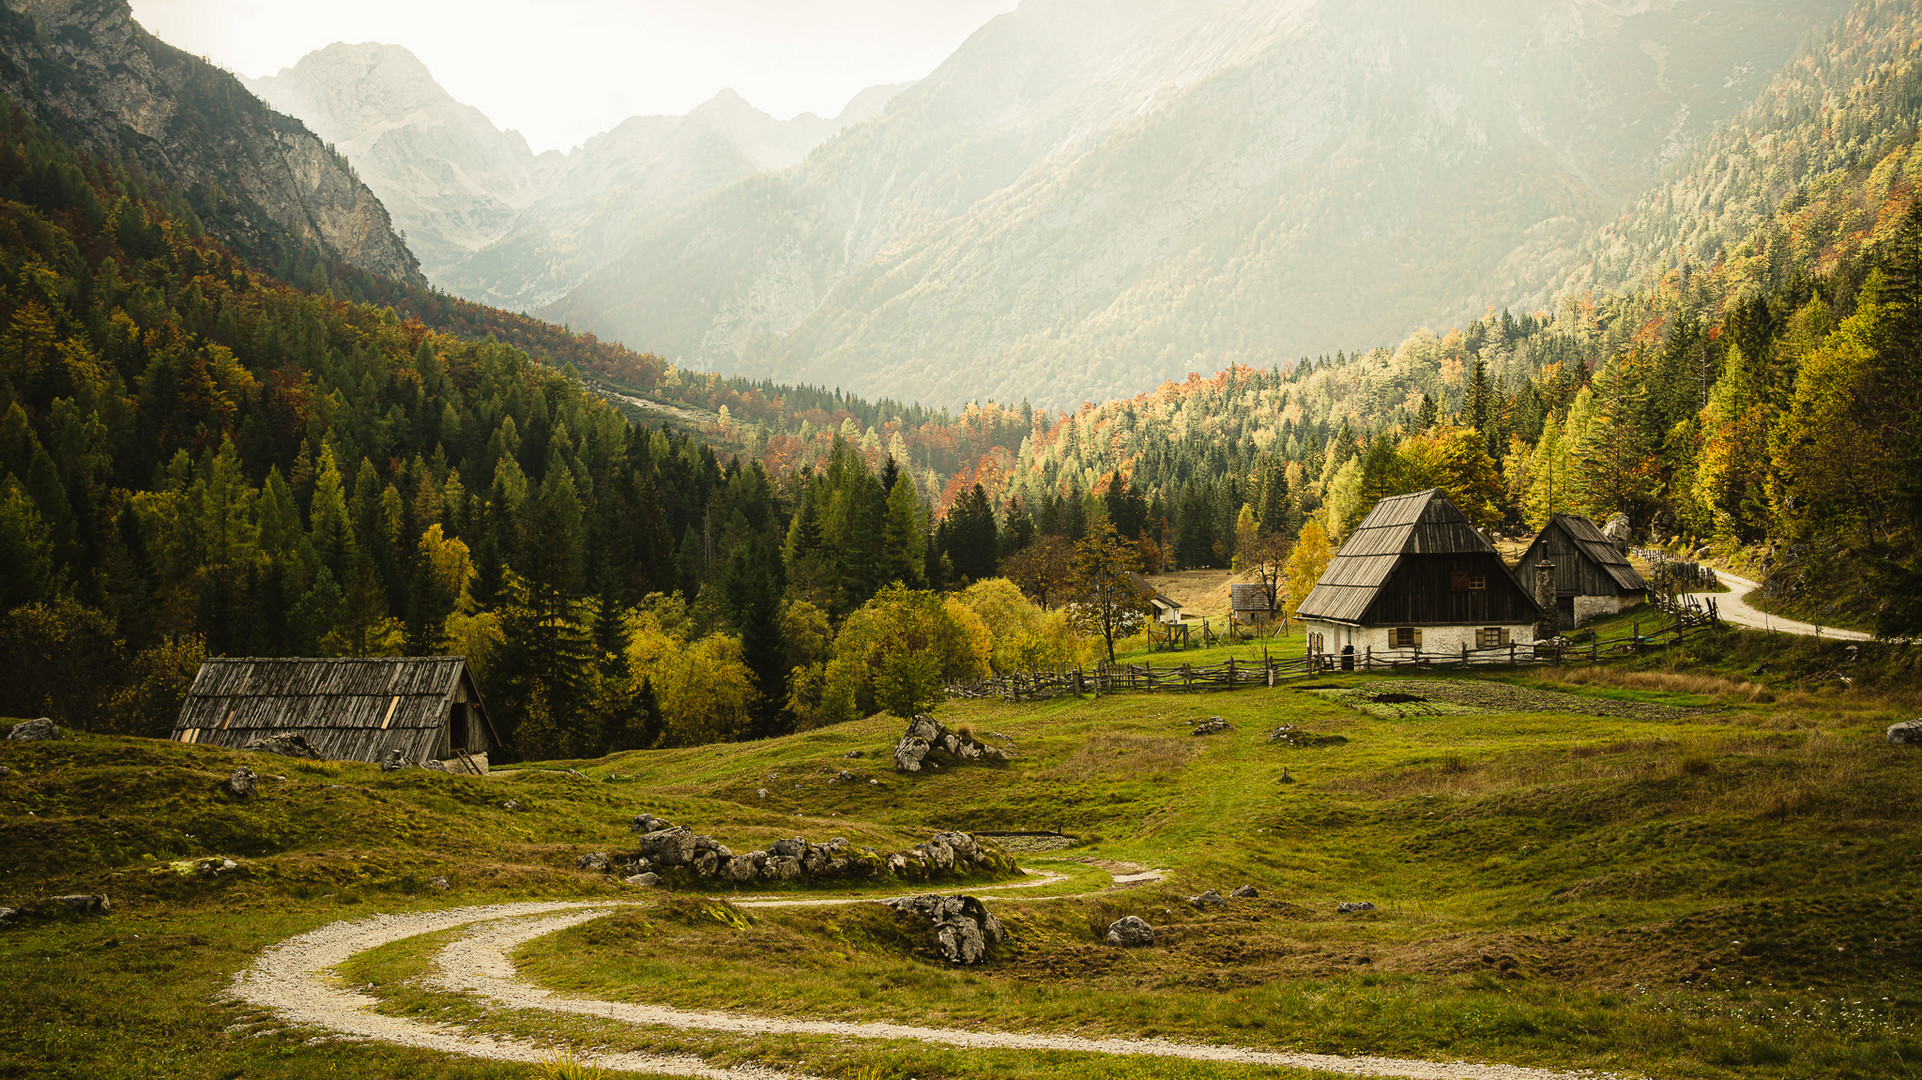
[
  {"x1": 1296, "y1": 489, "x2": 1541, "y2": 666},
  {"x1": 1127, "y1": 573, "x2": 1185, "y2": 625},
  {"x1": 1230, "y1": 582, "x2": 1277, "y2": 626},
  {"x1": 1513, "y1": 513, "x2": 1648, "y2": 629},
  {"x1": 171, "y1": 657, "x2": 499, "y2": 771}
]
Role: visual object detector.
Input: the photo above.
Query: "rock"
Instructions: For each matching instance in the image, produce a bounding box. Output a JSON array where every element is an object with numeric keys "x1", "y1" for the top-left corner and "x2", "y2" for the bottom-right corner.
[
  {"x1": 0, "y1": 907, "x2": 15, "y2": 922},
  {"x1": 726, "y1": 852, "x2": 764, "y2": 883},
  {"x1": 1191, "y1": 716, "x2": 1230, "y2": 736},
  {"x1": 241, "y1": 733, "x2": 321, "y2": 759},
  {"x1": 500, "y1": 799, "x2": 521, "y2": 811},
  {"x1": 885, "y1": 894, "x2": 1006, "y2": 964},
  {"x1": 893, "y1": 734, "x2": 932, "y2": 772},
  {"x1": 893, "y1": 714, "x2": 1009, "y2": 772},
  {"x1": 836, "y1": 770, "x2": 854, "y2": 781},
  {"x1": 1105, "y1": 915, "x2": 1154, "y2": 946},
  {"x1": 755, "y1": 788, "x2": 768, "y2": 799},
  {"x1": 197, "y1": 858, "x2": 238, "y2": 876},
  {"x1": 635, "y1": 826, "x2": 699, "y2": 867},
  {"x1": 575, "y1": 852, "x2": 611, "y2": 873},
  {"x1": 624, "y1": 872, "x2": 661, "y2": 887},
  {"x1": 845, "y1": 749, "x2": 863, "y2": 758},
  {"x1": 769, "y1": 837, "x2": 807, "y2": 859},
  {"x1": 0, "y1": 767, "x2": 10, "y2": 776},
  {"x1": 1190, "y1": 889, "x2": 1227, "y2": 909},
  {"x1": 1229, "y1": 884, "x2": 1259, "y2": 899},
  {"x1": 225, "y1": 766, "x2": 257, "y2": 799},
  {"x1": 1601, "y1": 512, "x2": 1633, "y2": 553},
  {"x1": 1337, "y1": 901, "x2": 1377, "y2": 914},
  {"x1": 6, "y1": 718, "x2": 56, "y2": 741},
  {"x1": 1888, "y1": 720, "x2": 1922, "y2": 747},
  {"x1": 420, "y1": 758, "x2": 449, "y2": 772},
  {"x1": 43, "y1": 894, "x2": 110, "y2": 916},
  {"x1": 379, "y1": 748, "x2": 410, "y2": 773},
  {"x1": 630, "y1": 813, "x2": 674, "y2": 834},
  {"x1": 692, "y1": 850, "x2": 720, "y2": 878},
  {"x1": 428, "y1": 876, "x2": 450, "y2": 891}
]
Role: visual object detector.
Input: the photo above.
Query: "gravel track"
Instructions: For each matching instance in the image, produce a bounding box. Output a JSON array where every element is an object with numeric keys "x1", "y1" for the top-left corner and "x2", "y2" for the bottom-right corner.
[{"x1": 232, "y1": 882, "x2": 1636, "y2": 1080}]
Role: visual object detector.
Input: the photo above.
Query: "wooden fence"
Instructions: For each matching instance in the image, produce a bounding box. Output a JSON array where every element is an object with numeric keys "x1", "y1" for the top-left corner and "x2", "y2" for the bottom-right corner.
[{"x1": 947, "y1": 610, "x2": 1719, "y2": 702}]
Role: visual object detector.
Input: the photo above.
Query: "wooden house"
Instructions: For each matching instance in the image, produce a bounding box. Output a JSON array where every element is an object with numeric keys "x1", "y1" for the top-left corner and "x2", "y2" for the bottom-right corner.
[
  {"x1": 1230, "y1": 582, "x2": 1277, "y2": 625},
  {"x1": 1513, "y1": 513, "x2": 1647, "y2": 629},
  {"x1": 1127, "y1": 573, "x2": 1185, "y2": 625},
  {"x1": 1296, "y1": 489, "x2": 1542, "y2": 666},
  {"x1": 171, "y1": 657, "x2": 499, "y2": 769}
]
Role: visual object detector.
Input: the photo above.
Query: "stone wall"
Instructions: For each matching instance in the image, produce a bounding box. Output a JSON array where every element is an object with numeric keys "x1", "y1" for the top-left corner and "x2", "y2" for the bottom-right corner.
[{"x1": 579, "y1": 816, "x2": 1019, "y2": 889}]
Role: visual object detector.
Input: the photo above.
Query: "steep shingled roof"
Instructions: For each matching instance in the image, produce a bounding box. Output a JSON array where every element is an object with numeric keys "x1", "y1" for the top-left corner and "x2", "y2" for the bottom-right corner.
[
  {"x1": 1537, "y1": 513, "x2": 1647, "y2": 593},
  {"x1": 1295, "y1": 489, "x2": 1516, "y2": 625}
]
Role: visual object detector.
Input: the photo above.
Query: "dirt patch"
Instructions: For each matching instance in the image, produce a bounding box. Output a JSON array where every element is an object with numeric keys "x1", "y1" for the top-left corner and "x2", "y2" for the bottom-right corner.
[{"x1": 1312, "y1": 679, "x2": 1705, "y2": 721}]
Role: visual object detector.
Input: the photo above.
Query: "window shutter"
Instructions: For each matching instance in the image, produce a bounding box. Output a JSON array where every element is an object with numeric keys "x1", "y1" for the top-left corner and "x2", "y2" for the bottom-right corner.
[
  {"x1": 1500, "y1": 628, "x2": 1512, "y2": 646},
  {"x1": 1412, "y1": 628, "x2": 1423, "y2": 646}
]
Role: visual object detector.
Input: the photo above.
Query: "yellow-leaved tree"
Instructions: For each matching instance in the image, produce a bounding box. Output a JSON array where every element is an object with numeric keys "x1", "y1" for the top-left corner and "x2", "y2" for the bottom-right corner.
[{"x1": 1284, "y1": 518, "x2": 1334, "y2": 620}]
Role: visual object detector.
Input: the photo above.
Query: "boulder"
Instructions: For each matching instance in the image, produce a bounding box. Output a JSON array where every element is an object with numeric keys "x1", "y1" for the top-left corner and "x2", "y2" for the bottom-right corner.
[
  {"x1": 893, "y1": 714, "x2": 1009, "y2": 772},
  {"x1": 1190, "y1": 889, "x2": 1227, "y2": 910},
  {"x1": 726, "y1": 852, "x2": 764, "y2": 883},
  {"x1": 893, "y1": 734, "x2": 932, "y2": 772},
  {"x1": 634, "y1": 826, "x2": 698, "y2": 866},
  {"x1": 766, "y1": 856, "x2": 802, "y2": 881},
  {"x1": 500, "y1": 799, "x2": 521, "y2": 811},
  {"x1": 1888, "y1": 720, "x2": 1922, "y2": 747},
  {"x1": 6, "y1": 718, "x2": 56, "y2": 741},
  {"x1": 768, "y1": 837, "x2": 807, "y2": 859},
  {"x1": 0, "y1": 907, "x2": 15, "y2": 922},
  {"x1": 575, "y1": 852, "x2": 611, "y2": 873},
  {"x1": 755, "y1": 788, "x2": 768, "y2": 799},
  {"x1": 1105, "y1": 915, "x2": 1154, "y2": 946},
  {"x1": 1191, "y1": 717, "x2": 1230, "y2": 736},
  {"x1": 241, "y1": 733, "x2": 321, "y2": 759},
  {"x1": 630, "y1": 813, "x2": 674, "y2": 833},
  {"x1": 1337, "y1": 901, "x2": 1377, "y2": 914},
  {"x1": 692, "y1": 850, "x2": 720, "y2": 878},
  {"x1": 225, "y1": 766, "x2": 257, "y2": 799},
  {"x1": 43, "y1": 894, "x2": 110, "y2": 916},
  {"x1": 1229, "y1": 885, "x2": 1260, "y2": 899},
  {"x1": 886, "y1": 894, "x2": 1006, "y2": 964},
  {"x1": 1601, "y1": 513, "x2": 1633, "y2": 553},
  {"x1": 624, "y1": 872, "x2": 661, "y2": 887},
  {"x1": 379, "y1": 748, "x2": 410, "y2": 773}
]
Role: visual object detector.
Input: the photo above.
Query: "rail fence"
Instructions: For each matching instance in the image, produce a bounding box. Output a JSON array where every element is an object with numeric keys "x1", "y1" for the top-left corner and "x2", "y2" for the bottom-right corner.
[{"x1": 947, "y1": 610, "x2": 1721, "y2": 702}]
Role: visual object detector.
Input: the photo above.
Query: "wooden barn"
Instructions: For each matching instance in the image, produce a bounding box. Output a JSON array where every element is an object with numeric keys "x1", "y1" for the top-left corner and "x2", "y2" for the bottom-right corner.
[
  {"x1": 1513, "y1": 513, "x2": 1648, "y2": 629},
  {"x1": 1230, "y1": 582, "x2": 1277, "y2": 625},
  {"x1": 171, "y1": 657, "x2": 499, "y2": 769},
  {"x1": 1127, "y1": 573, "x2": 1185, "y2": 625},
  {"x1": 1296, "y1": 489, "x2": 1542, "y2": 666}
]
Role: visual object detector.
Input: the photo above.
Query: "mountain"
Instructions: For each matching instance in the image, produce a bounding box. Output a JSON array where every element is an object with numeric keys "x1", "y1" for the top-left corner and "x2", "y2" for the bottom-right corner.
[
  {"x1": 245, "y1": 43, "x2": 903, "y2": 309},
  {"x1": 0, "y1": 0, "x2": 419, "y2": 282},
  {"x1": 539, "y1": 0, "x2": 1850, "y2": 410}
]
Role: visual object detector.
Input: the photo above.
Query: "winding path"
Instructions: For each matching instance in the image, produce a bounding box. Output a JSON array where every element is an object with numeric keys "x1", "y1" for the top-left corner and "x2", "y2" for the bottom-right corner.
[
  {"x1": 230, "y1": 872, "x2": 1636, "y2": 1080},
  {"x1": 1680, "y1": 572, "x2": 1876, "y2": 641}
]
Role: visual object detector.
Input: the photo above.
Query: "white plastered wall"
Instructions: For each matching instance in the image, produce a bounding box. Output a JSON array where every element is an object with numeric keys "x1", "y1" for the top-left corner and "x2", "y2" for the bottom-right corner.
[
  {"x1": 1306, "y1": 621, "x2": 1537, "y2": 659},
  {"x1": 1573, "y1": 593, "x2": 1644, "y2": 626}
]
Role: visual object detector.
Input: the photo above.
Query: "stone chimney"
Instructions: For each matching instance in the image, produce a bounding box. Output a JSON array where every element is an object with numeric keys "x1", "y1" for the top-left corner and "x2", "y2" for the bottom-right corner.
[{"x1": 1533, "y1": 560, "x2": 1557, "y2": 642}]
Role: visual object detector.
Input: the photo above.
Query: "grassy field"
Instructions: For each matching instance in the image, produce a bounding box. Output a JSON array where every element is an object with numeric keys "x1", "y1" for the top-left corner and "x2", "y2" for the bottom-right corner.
[{"x1": 3, "y1": 620, "x2": 1920, "y2": 1079}]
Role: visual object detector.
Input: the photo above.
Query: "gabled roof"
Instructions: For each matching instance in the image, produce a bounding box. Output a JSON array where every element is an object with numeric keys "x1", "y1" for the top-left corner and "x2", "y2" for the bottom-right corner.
[
  {"x1": 1536, "y1": 513, "x2": 1647, "y2": 592},
  {"x1": 1126, "y1": 572, "x2": 1178, "y2": 608},
  {"x1": 1231, "y1": 583, "x2": 1275, "y2": 611},
  {"x1": 171, "y1": 657, "x2": 494, "y2": 764},
  {"x1": 1295, "y1": 489, "x2": 1518, "y2": 624}
]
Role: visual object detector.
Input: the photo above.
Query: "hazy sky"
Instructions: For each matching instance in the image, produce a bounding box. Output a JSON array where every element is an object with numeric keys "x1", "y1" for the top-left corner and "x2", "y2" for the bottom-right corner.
[{"x1": 128, "y1": 0, "x2": 1019, "y2": 153}]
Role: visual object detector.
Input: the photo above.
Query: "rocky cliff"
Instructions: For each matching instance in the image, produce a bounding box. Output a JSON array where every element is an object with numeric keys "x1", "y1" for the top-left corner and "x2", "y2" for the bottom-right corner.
[
  {"x1": 0, "y1": 0, "x2": 420, "y2": 282},
  {"x1": 539, "y1": 0, "x2": 1850, "y2": 410}
]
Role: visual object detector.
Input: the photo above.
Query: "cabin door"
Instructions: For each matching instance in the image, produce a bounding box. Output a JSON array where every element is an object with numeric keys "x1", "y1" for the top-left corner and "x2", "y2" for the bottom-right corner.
[
  {"x1": 1340, "y1": 644, "x2": 1355, "y2": 672},
  {"x1": 1557, "y1": 596, "x2": 1576, "y2": 630}
]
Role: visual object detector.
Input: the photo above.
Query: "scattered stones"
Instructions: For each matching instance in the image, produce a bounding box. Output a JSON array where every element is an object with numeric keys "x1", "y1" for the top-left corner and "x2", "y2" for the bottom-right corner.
[
  {"x1": 1230, "y1": 884, "x2": 1259, "y2": 899},
  {"x1": 629, "y1": 813, "x2": 674, "y2": 834},
  {"x1": 6, "y1": 718, "x2": 56, "y2": 741},
  {"x1": 428, "y1": 876, "x2": 450, "y2": 891},
  {"x1": 198, "y1": 858, "x2": 239, "y2": 876},
  {"x1": 1190, "y1": 717, "x2": 1230, "y2": 736},
  {"x1": 1189, "y1": 889, "x2": 1227, "y2": 909},
  {"x1": 242, "y1": 733, "x2": 321, "y2": 759},
  {"x1": 1888, "y1": 720, "x2": 1922, "y2": 747},
  {"x1": 1105, "y1": 915, "x2": 1155, "y2": 946},
  {"x1": 1267, "y1": 725, "x2": 1348, "y2": 748},
  {"x1": 836, "y1": 770, "x2": 854, "y2": 782},
  {"x1": 500, "y1": 800, "x2": 521, "y2": 811},
  {"x1": 225, "y1": 766, "x2": 257, "y2": 799},
  {"x1": 886, "y1": 894, "x2": 1007, "y2": 964},
  {"x1": 1337, "y1": 901, "x2": 1377, "y2": 914},
  {"x1": 379, "y1": 749, "x2": 410, "y2": 773},
  {"x1": 581, "y1": 819, "x2": 1013, "y2": 888},
  {"x1": 893, "y1": 714, "x2": 1011, "y2": 773},
  {"x1": 575, "y1": 852, "x2": 612, "y2": 873},
  {"x1": 844, "y1": 750, "x2": 863, "y2": 759},
  {"x1": 624, "y1": 872, "x2": 661, "y2": 887}
]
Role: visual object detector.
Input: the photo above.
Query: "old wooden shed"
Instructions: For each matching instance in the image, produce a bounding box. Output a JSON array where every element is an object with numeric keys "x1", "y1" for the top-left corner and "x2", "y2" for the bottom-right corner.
[
  {"x1": 1296, "y1": 489, "x2": 1542, "y2": 663},
  {"x1": 1230, "y1": 582, "x2": 1277, "y2": 625},
  {"x1": 171, "y1": 657, "x2": 499, "y2": 767},
  {"x1": 1513, "y1": 513, "x2": 1648, "y2": 629}
]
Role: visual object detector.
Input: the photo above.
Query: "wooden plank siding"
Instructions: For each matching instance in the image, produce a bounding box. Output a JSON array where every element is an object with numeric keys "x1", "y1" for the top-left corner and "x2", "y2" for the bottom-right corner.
[
  {"x1": 1515, "y1": 515, "x2": 1646, "y2": 598},
  {"x1": 1363, "y1": 553, "x2": 1539, "y2": 626}
]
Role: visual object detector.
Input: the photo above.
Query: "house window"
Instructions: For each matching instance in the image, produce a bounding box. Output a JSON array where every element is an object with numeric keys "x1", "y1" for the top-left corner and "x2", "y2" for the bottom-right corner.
[
  {"x1": 1452, "y1": 569, "x2": 1487, "y2": 591},
  {"x1": 1391, "y1": 627, "x2": 1420, "y2": 648},
  {"x1": 1477, "y1": 627, "x2": 1510, "y2": 648}
]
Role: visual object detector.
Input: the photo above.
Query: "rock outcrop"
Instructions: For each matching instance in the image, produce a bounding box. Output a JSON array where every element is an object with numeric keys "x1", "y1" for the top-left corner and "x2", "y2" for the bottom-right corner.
[
  {"x1": 225, "y1": 767, "x2": 257, "y2": 799},
  {"x1": 1888, "y1": 720, "x2": 1922, "y2": 747},
  {"x1": 893, "y1": 715, "x2": 1011, "y2": 772},
  {"x1": 5, "y1": 718, "x2": 56, "y2": 741},
  {"x1": 885, "y1": 894, "x2": 1006, "y2": 965},
  {"x1": 598, "y1": 814, "x2": 1016, "y2": 888},
  {"x1": 0, "y1": 0, "x2": 420, "y2": 282}
]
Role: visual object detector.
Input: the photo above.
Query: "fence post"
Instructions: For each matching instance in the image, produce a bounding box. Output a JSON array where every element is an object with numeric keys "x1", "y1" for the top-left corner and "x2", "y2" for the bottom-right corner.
[
  {"x1": 1365, "y1": 646, "x2": 1373, "y2": 671},
  {"x1": 1183, "y1": 662, "x2": 1192, "y2": 692},
  {"x1": 1461, "y1": 642, "x2": 1468, "y2": 668},
  {"x1": 1228, "y1": 658, "x2": 1236, "y2": 688}
]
